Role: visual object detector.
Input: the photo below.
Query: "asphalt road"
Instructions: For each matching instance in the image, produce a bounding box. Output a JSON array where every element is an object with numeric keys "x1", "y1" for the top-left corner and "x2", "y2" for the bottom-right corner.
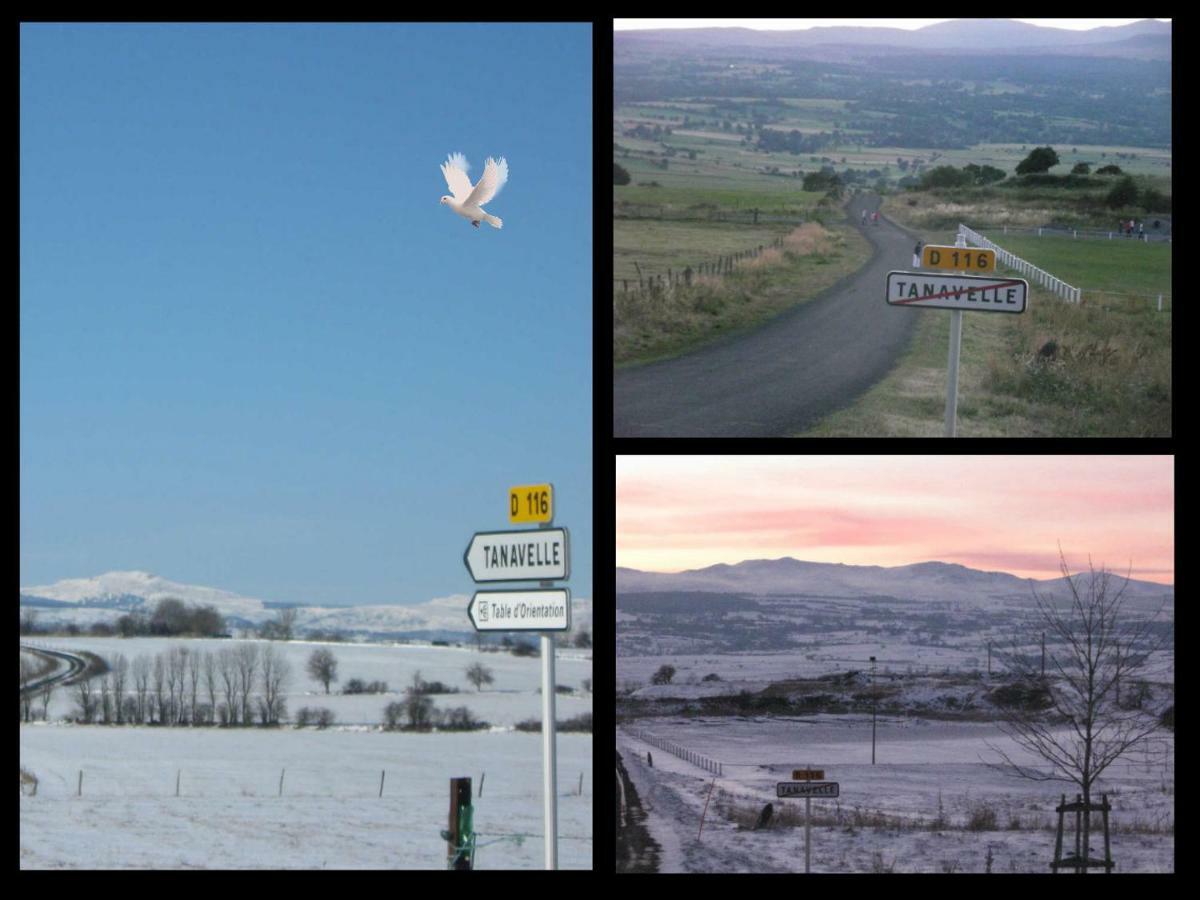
[
  {"x1": 613, "y1": 194, "x2": 922, "y2": 437},
  {"x1": 615, "y1": 750, "x2": 661, "y2": 873},
  {"x1": 19, "y1": 644, "x2": 87, "y2": 696}
]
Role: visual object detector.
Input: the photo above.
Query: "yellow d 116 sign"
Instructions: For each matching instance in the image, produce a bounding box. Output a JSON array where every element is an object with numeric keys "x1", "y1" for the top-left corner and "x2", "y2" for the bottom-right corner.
[
  {"x1": 509, "y1": 483, "x2": 553, "y2": 524},
  {"x1": 922, "y1": 245, "x2": 996, "y2": 272}
]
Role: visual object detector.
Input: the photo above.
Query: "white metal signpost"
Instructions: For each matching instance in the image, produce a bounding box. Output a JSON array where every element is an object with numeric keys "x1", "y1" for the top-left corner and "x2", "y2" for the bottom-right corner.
[
  {"x1": 777, "y1": 769, "x2": 838, "y2": 873},
  {"x1": 463, "y1": 484, "x2": 569, "y2": 870},
  {"x1": 887, "y1": 232, "x2": 1028, "y2": 436}
]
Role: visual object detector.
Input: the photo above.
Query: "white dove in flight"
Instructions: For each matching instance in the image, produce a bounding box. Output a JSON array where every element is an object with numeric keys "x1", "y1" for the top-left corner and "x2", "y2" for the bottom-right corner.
[{"x1": 440, "y1": 152, "x2": 508, "y2": 229}]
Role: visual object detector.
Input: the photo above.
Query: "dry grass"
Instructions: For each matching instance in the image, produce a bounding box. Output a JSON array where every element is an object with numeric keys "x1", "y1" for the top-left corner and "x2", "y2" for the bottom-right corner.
[
  {"x1": 614, "y1": 221, "x2": 868, "y2": 366},
  {"x1": 20, "y1": 766, "x2": 38, "y2": 796},
  {"x1": 885, "y1": 193, "x2": 1058, "y2": 231}
]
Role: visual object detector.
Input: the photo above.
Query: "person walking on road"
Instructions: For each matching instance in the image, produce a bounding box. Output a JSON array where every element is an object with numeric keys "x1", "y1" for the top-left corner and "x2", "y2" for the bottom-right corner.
[
  {"x1": 861, "y1": 208, "x2": 867, "y2": 226},
  {"x1": 913, "y1": 241, "x2": 922, "y2": 268},
  {"x1": 872, "y1": 211, "x2": 879, "y2": 226}
]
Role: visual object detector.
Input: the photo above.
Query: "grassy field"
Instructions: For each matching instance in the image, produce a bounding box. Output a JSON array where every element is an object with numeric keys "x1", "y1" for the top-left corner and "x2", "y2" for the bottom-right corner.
[
  {"x1": 614, "y1": 221, "x2": 871, "y2": 367},
  {"x1": 614, "y1": 219, "x2": 791, "y2": 283},
  {"x1": 975, "y1": 232, "x2": 1171, "y2": 303},
  {"x1": 797, "y1": 238, "x2": 1172, "y2": 437}
]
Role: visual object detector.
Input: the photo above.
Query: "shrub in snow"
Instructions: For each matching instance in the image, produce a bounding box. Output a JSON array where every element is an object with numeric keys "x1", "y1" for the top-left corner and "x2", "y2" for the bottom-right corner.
[
  {"x1": 966, "y1": 801, "x2": 998, "y2": 831},
  {"x1": 343, "y1": 679, "x2": 389, "y2": 695},
  {"x1": 437, "y1": 706, "x2": 487, "y2": 731},
  {"x1": 383, "y1": 701, "x2": 405, "y2": 730}
]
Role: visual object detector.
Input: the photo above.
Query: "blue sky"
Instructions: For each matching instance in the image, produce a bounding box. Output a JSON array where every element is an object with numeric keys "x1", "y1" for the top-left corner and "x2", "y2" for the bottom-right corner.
[{"x1": 20, "y1": 23, "x2": 592, "y2": 607}]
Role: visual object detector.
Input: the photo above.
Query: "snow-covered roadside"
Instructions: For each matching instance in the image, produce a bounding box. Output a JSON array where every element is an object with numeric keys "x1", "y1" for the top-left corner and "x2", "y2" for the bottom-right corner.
[{"x1": 616, "y1": 719, "x2": 1173, "y2": 873}]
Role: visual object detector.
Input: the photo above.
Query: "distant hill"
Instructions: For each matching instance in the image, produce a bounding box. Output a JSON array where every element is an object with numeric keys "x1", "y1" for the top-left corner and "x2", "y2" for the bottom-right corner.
[
  {"x1": 617, "y1": 558, "x2": 1172, "y2": 608},
  {"x1": 615, "y1": 18, "x2": 1170, "y2": 59}
]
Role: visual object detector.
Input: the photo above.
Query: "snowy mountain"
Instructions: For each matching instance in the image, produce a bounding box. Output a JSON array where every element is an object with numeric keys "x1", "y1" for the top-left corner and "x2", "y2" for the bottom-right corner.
[
  {"x1": 617, "y1": 558, "x2": 1172, "y2": 607},
  {"x1": 21, "y1": 571, "x2": 269, "y2": 618},
  {"x1": 19, "y1": 571, "x2": 592, "y2": 642}
]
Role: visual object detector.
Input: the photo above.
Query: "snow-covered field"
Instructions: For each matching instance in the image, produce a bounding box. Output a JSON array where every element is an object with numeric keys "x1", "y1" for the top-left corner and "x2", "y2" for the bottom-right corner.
[
  {"x1": 21, "y1": 636, "x2": 592, "y2": 869},
  {"x1": 617, "y1": 717, "x2": 1173, "y2": 873}
]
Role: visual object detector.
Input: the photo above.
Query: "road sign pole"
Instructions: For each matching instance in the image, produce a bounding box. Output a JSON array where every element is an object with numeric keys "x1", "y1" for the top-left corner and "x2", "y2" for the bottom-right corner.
[
  {"x1": 944, "y1": 309, "x2": 962, "y2": 438},
  {"x1": 540, "y1": 511, "x2": 559, "y2": 871},
  {"x1": 541, "y1": 622, "x2": 558, "y2": 868},
  {"x1": 805, "y1": 796, "x2": 811, "y2": 874},
  {"x1": 943, "y1": 229, "x2": 970, "y2": 438}
]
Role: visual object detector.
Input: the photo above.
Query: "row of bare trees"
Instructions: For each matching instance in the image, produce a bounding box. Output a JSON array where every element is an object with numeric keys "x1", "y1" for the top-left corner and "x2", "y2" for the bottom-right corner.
[{"x1": 71, "y1": 644, "x2": 291, "y2": 727}]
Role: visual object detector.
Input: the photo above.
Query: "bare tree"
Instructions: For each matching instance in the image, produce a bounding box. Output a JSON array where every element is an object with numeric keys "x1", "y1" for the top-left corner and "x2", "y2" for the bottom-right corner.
[
  {"x1": 20, "y1": 608, "x2": 39, "y2": 635},
  {"x1": 152, "y1": 652, "x2": 168, "y2": 724},
  {"x1": 465, "y1": 662, "x2": 494, "y2": 692},
  {"x1": 306, "y1": 648, "x2": 339, "y2": 694},
  {"x1": 186, "y1": 647, "x2": 201, "y2": 724},
  {"x1": 203, "y1": 651, "x2": 219, "y2": 717},
  {"x1": 40, "y1": 682, "x2": 53, "y2": 721},
  {"x1": 166, "y1": 646, "x2": 187, "y2": 725},
  {"x1": 20, "y1": 658, "x2": 35, "y2": 722},
  {"x1": 217, "y1": 647, "x2": 238, "y2": 725},
  {"x1": 133, "y1": 654, "x2": 150, "y2": 724},
  {"x1": 233, "y1": 643, "x2": 260, "y2": 726},
  {"x1": 259, "y1": 644, "x2": 290, "y2": 725},
  {"x1": 111, "y1": 654, "x2": 129, "y2": 725},
  {"x1": 75, "y1": 676, "x2": 97, "y2": 724},
  {"x1": 276, "y1": 608, "x2": 298, "y2": 641},
  {"x1": 404, "y1": 670, "x2": 434, "y2": 730},
  {"x1": 99, "y1": 674, "x2": 112, "y2": 725},
  {"x1": 986, "y1": 549, "x2": 1172, "y2": 867}
]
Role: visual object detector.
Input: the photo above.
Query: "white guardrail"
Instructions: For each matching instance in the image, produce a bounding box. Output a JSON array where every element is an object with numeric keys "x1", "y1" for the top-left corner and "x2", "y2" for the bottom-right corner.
[
  {"x1": 623, "y1": 725, "x2": 723, "y2": 776},
  {"x1": 958, "y1": 224, "x2": 1081, "y2": 304}
]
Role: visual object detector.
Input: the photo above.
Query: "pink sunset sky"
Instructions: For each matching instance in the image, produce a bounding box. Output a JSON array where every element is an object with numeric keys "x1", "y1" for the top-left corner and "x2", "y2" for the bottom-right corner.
[{"x1": 616, "y1": 456, "x2": 1174, "y2": 584}]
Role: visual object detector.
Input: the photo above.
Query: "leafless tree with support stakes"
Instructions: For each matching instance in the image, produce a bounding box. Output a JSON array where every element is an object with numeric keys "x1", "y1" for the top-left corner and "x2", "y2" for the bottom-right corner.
[{"x1": 984, "y1": 546, "x2": 1173, "y2": 871}]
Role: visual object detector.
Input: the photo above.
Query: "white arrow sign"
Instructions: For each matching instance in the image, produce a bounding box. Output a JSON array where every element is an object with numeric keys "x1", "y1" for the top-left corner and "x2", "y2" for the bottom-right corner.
[
  {"x1": 464, "y1": 528, "x2": 569, "y2": 582},
  {"x1": 468, "y1": 588, "x2": 571, "y2": 632}
]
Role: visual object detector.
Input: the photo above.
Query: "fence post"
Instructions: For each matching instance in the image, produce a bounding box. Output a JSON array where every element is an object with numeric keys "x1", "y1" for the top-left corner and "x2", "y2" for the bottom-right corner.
[
  {"x1": 176, "y1": 770, "x2": 181, "y2": 797},
  {"x1": 1158, "y1": 294, "x2": 1163, "y2": 312},
  {"x1": 380, "y1": 770, "x2": 386, "y2": 798},
  {"x1": 279, "y1": 768, "x2": 285, "y2": 796},
  {"x1": 579, "y1": 772, "x2": 584, "y2": 796},
  {"x1": 479, "y1": 771, "x2": 485, "y2": 797},
  {"x1": 448, "y1": 777, "x2": 473, "y2": 870},
  {"x1": 78, "y1": 770, "x2": 82, "y2": 797}
]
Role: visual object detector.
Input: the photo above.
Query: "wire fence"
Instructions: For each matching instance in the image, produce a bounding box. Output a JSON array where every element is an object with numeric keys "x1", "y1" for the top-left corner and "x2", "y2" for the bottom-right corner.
[
  {"x1": 987, "y1": 223, "x2": 1171, "y2": 243},
  {"x1": 614, "y1": 236, "x2": 786, "y2": 295},
  {"x1": 1080, "y1": 290, "x2": 1171, "y2": 313},
  {"x1": 614, "y1": 203, "x2": 807, "y2": 225},
  {"x1": 22, "y1": 762, "x2": 592, "y2": 803}
]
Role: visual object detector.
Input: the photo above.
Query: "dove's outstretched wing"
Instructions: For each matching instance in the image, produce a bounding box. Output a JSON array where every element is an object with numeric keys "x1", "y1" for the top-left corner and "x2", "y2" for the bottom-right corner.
[
  {"x1": 462, "y1": 157, "x2": 508, "y2": 209},
  {"x1": 440, "y1": 153, "x2": 473, "y2": 202}
]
